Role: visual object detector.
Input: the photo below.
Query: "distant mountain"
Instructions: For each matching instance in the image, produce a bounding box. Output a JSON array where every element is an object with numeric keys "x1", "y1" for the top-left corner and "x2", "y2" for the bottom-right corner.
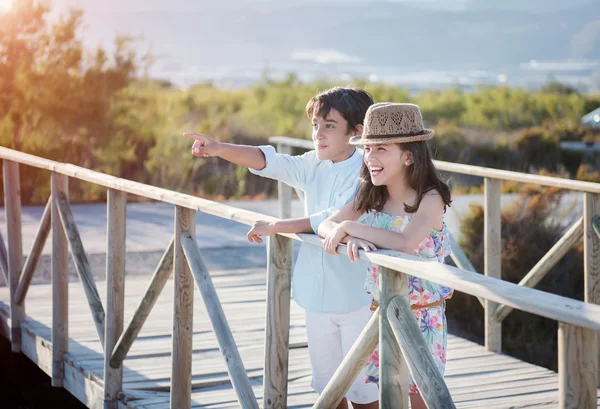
[{"x1": 51, "y1": 0, "x2": 600, "y2": 86}]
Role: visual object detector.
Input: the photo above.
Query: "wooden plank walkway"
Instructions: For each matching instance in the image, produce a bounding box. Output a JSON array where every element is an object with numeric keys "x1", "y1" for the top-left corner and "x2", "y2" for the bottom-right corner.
[{"x1": 0, "y1": 267, "x2": 598, "y2": 409}]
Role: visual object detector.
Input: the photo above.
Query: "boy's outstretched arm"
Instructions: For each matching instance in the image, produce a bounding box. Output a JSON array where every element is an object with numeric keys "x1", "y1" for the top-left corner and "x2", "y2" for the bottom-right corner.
[
  {"x1": 247, "y1": 217, "x2": 313, "y2": 243},
  {"x1": 184, "y1": 133, "x2": 267, "y2": 170}
]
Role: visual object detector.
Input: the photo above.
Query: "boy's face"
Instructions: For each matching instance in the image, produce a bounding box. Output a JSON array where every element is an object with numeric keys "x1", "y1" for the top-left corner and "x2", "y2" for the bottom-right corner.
[{"x1": 311, "y1": 108, "x2": 358, "y2": 162}]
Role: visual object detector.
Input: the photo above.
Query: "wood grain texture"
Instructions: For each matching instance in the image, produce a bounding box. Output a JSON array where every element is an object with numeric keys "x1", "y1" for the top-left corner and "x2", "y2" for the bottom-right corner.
[
  {"x1": 4, "y1": 160, "x2": 25, "y2": 352},
  {"x1": 110, "y1": 237, "x2": 174, "y2": 369},
  {"x1": 51, "y1": 172, "x2": 69, "y2": 386},
  {"x1": 558, "y1": 322, "x2": 598, "y2": 409},
  {"x1": 171, "y1": 206, "x2": 195, "y2": 409},
  {"x1": 104, "y1": 189, "x2": 127, "y2": 409},
  {"x1": 379, "y1": 267, "x2": 409, "y2": 408},
  {"x1": 584, "y1": 193, "x2": 600, "y2": 388},
  {"x1": 263, "y1": 234, "x2": 292, "y2": 409},
  {"x1": 181, "y1": 232, "x2": 259, "y2": 409},
  {"x1": 449, "y1": 234, "x2": 485, "y2": 307},
  {"x1": 56, "y1": 191, "x2": 105, "y2": 347},
  {"x1": 15, "y1": 197, "x2": 52, "y2": 305},
  {"x1": 484, "y1": 177, "x2": 502, "y2": 353}
]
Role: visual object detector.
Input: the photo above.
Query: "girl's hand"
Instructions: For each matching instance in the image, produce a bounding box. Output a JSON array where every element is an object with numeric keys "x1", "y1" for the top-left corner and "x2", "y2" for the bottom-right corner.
[
  {"x1": 323, "y1": 223, "x2": 348, "y2": 255},
  {"x1": 347, "y1": 238, "x2": 377, "y2": 262},
  {"x1": 247, "y1": 220, "x2": 277, "y2": 244},
  {"x1": 183, "y1": 133, "x2": 222, "y2": 158}
]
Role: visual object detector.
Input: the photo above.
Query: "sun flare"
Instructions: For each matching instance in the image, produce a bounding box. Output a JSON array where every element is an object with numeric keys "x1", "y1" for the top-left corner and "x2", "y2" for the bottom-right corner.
[{"x1": 0, "y1": 0, "x2": 12, "y2": 10}]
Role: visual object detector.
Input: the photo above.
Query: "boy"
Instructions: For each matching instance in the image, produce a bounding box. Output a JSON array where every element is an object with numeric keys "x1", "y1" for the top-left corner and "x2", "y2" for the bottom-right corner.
[{"x1": 184, "y1": 87, "x2": 378, "y2": 409}]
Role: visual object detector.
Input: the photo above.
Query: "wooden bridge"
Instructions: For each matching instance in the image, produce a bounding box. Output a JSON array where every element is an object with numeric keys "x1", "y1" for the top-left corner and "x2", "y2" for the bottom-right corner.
[{"x1": 0, "y1": 136, "x2": 599, "y2": 409}]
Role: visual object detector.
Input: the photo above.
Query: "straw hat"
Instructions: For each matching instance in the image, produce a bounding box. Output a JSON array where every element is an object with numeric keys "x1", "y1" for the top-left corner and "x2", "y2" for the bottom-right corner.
[{"x1": 349, "y1": 103, "x2": 434, "y2": 145}]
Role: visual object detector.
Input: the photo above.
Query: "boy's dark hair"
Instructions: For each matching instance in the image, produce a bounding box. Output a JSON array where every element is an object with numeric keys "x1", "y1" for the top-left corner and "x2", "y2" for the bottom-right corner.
[
  {"x1": 306, "y1": 87, "x2": 374, "y2": 134},
  {"x1": 353, "y1": 141, "x2": 452, "y2": 214}
]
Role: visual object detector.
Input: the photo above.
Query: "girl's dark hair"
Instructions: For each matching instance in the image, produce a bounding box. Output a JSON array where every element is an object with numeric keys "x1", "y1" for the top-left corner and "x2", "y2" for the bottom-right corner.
[
  {"x1": 306, "y1": 87, "x2": 374, "y2": 133},
  {"x1": 353, "y1": 141, "x2": 452, "y2": 214}
]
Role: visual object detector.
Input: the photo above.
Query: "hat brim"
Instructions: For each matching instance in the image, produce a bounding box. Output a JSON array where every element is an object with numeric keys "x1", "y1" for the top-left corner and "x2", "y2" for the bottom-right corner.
[{"x1": 349, "y1": 129, "x2": 434, "y2": 145}]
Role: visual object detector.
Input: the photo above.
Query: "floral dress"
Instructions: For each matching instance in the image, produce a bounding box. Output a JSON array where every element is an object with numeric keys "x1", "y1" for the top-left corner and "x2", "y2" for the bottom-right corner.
[{"x1": 362, "y1": 211, "x2": 453, "y2": 394}]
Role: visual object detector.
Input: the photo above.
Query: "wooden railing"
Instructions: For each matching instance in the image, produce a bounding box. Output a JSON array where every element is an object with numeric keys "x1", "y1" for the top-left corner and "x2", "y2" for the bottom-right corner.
[
  {"x1": 271, "y1": 136, "x2": 600, "y2": 405},
  {"x1": 271, "y1": 136, "x2": 600, "y2": 342},
  {"x1": 0, "y1": 145, "x2": 599, "y2": 409}
]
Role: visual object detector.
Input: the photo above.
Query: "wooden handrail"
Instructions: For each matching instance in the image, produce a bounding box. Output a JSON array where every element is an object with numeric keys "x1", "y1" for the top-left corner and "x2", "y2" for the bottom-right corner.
[
  {"x1": 2, "y1": 146, "x2": 600, "y2": 406},
  {"x1": 268, "y1": 136, "x2": 600, "y2": 193},
  {"x1": 1, "y1": 147, "x2": 600, "y2": 330}
]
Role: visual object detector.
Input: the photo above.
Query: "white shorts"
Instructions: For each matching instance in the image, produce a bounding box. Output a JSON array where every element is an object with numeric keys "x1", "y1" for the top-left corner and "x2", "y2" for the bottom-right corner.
[{"x1": 305, "y1": 306, "x2": 379, "y2": 404}]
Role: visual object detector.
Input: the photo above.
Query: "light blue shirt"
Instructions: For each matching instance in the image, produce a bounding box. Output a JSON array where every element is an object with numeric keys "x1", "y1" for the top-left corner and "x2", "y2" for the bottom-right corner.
[{"x1": 249, "y1": 145, "x2": 372, "y2": 313}]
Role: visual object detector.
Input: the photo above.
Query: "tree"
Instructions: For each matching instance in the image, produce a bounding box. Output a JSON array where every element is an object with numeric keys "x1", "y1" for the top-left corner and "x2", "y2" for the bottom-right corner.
[{"x1": 0, "y1": 0, "x2": 139, "y2": 202}]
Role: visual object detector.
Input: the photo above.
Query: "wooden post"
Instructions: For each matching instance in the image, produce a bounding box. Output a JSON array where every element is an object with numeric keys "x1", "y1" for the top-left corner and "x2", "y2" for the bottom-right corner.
[
  {"x1": 558, "y1": 322, "x2": 598, "y2": 409},
  {"x1": 103, "y1": 190, "x2": 126, "y2": 409},
  {"x1": 181, "y1": 233, "x2": 259, "y2": 408},
  {"x1": 313, "y1": 309, "x2": 380, "y2": 409},
  {"x1": 171, "y1": 206, "x2": 195, "y2": 409},
  {"x1": 387, "y1": 296, "x2": 455, "y2": 409},
  {"x1": 3, "y1": 160, "x2": 25, "y2": 352},
  {"x1": 379, "y1": 267, "x2": 409, "y2": 408},
  {"x1": 51, "y1": 172, "x2": 69, "y2": 386},
  {"x1": 583, "y1": 192, "x2": 600, "y2": 387},
  {"x1": 15, "y1": 198, "x2": 52, "y2": 305},
  {"x1": 263, "y1": 234, "x2": 293, "y2": 409},
  {"x1": 276, "y1": 143, "x2": 292, "y2": 219},
  {"x1": 484, "y1": 177, "x2": 502, "y2": 352},
  {"x1": 110, "y1": 237, "x2": 174, "y2": 369}
]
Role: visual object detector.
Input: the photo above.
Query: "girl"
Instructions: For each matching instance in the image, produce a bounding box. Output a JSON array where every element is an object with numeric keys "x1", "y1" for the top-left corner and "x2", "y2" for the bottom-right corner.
[{"x1": 318, "y1": 102, "x2": 453, "y2": 409}]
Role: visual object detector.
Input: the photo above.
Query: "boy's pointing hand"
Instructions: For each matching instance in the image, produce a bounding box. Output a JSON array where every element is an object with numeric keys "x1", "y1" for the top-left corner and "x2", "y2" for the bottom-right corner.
[{"x1": 183, "y1": 133, "x2": 221, "y2": 157}]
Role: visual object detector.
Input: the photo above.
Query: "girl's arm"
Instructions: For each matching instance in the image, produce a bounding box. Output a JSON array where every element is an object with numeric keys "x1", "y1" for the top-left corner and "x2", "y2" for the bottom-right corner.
[
  {"x1": 331, "y1": 193, "x2": 445, "y2": 253},
  {"x1": 317, "y1": 200, "x2": 363, "y2": 239}
]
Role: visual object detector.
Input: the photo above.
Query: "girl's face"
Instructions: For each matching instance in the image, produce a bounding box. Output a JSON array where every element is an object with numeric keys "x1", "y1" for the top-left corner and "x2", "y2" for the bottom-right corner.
[{"x1": 363, "y1": 143, "x2": 413, "y2": 186}]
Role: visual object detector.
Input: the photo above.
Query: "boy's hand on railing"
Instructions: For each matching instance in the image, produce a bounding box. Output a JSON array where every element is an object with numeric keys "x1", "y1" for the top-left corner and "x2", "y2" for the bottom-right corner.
[
  {"x1": 247, "y1": 220, "x2": 277, "y2": 244},
  {"x1": 183, "y1": 133, "x2": 222, "y2": 158},
  {"x1": 346, "y1": 238, "x2": 376, "y2": 262}
]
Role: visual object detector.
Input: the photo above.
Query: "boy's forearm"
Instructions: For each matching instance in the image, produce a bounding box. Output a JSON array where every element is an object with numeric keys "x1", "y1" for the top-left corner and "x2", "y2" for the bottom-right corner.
[
  {"x1": 317, "y1": 220, "x2": 337, "y2": 238},
  {"x1": 343, "y1": 221, "x2": 410, "y2": 252},
  {"x1": 272, "y1": 217, "x2": 313, "y2": 234},
  {"x1": 217, "y1": 143, "x2": 267, "y2": 170}
]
